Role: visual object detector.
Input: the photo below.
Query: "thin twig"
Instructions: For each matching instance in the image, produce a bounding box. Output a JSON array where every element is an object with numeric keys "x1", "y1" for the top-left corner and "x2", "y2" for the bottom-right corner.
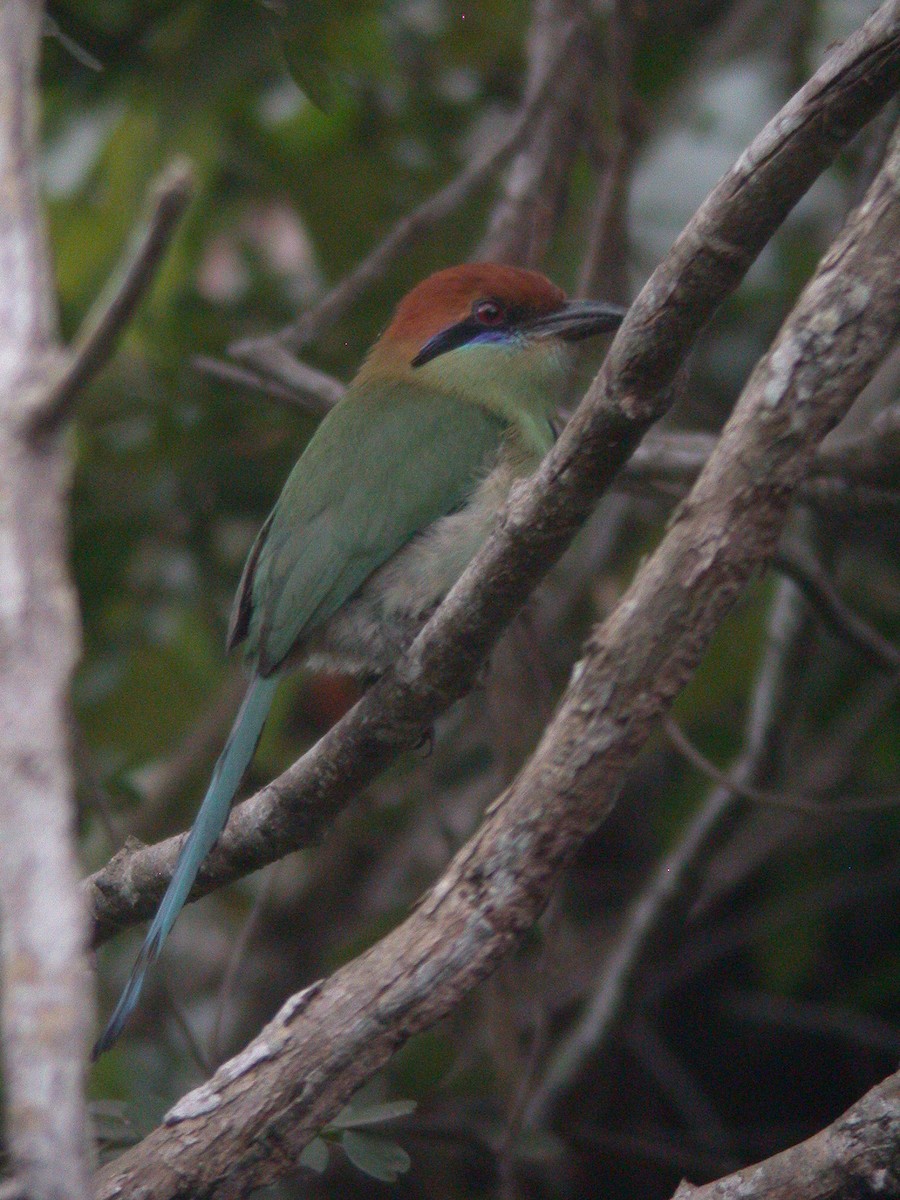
[
  {"x1": 623, "y1": 407, "x2": 900, "y2": 490},
  {"x1": 662, "y1": 716, "x2": 899, "y2": 814},
  {"x1": 773, "y1": 548, "x2": 900, "y2": 672},
  {"x1": 618, "y1": 428, "x2": 900, "y2": 515},
  {"x1": 30, "y1": 157, "x2": 194, "y2": 437},
  {"x1": 210, "y1": 864, "x2": 281, "y2": 1065},
  {"x1": 496, "y1": 897, "x2": 563, "y2": 1200},
  {"x1": 648, "y1": 858, "x2": 900, "y2": 1013},
  {"x1": 814, "y1": 398, "x2": 900, "y2": 481},
  {"x1": 192, "y1": 354, "x2": 343, "y2": 415},
  {"x1": 475, "y1": 0, "x2": 591, "y2": 266},
  {"x1": 160, "y1": 978, "x2": 214, "y2": 1078},
  {"x1": 723, "y1": 988, "x2": 900, "y2": 1057},
  {"x1": 228, "y1": 22, "x2": 578, "y2": 375},
  {"x1": 524, "y1": 563, "x2": 812, "y2": 1127},
  {"x1": 624, "y1": 1016, "x2": 736, "y2": 1154},
  {"x1": 674, "y1": 667, "x2": 900, "y2": 937},
  {"x1": 576, "y1": 0, "x2": 640, "y2": 301}
]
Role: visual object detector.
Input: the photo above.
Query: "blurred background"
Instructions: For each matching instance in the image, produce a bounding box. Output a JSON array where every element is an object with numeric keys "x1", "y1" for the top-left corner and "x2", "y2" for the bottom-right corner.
[{"x1": 38, "y1": 0, "x2": 899, "y2": 1196}]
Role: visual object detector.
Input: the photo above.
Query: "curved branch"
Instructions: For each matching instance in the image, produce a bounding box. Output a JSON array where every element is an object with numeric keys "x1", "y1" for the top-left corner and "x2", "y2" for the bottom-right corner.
[
  {"x1": 191, "y1": 353, "x2": 344, "y2": 414},
  {"x1": 95, "y1": 69, "x2": 900, "y2": 1200},
  {"x1": 29, "y1": 157, "x2": 194, "y2": 437},
  {"x1": 523, "y1": 546, "x2": 812, "y2": 1127},
  {"x1": 670, "y1": 1069, "x2": 900, "y2": 1200},
  {"x1": 773, "y1": 547, "x2": 900, "y2": 672}
]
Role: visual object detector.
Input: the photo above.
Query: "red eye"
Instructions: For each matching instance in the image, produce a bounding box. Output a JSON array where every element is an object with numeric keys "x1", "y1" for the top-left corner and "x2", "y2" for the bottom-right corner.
[{"x1": 473, "y1": 299, "x2": 506, "y2": 326}]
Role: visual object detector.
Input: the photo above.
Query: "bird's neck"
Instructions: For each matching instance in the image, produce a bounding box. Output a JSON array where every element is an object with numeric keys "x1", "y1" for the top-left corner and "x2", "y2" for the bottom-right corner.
[{"x1": 356, "y1": 338, "x2": 570, "y2": 463}]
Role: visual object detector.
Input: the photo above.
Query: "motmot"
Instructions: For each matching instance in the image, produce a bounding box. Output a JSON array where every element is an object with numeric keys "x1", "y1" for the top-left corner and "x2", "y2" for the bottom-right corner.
[{"x1": 94, "y1": 263, "x2": 625, "y2": 1055}]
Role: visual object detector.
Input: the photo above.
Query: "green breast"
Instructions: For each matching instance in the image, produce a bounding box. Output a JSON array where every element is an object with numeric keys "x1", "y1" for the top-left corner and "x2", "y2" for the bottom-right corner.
[{"x1": 228, "y1": 381, "x2": 507, "y2": 675}]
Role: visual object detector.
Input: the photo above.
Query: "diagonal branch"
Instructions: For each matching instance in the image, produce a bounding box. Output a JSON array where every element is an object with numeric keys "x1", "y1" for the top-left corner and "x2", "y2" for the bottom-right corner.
[
  {"x1": 773, "y1": 546, "x2": 900, "y2": 671},
  {"x1": 29, "y1": 157, "x2": 194, "y2": 437},
  {"x1": 669, "y1": 1068, "x2": 900, "y2": 1200},
  {"x1": 522, "y1": 539, "x2": 813, "y2": 1127},
  {"x1": 95, "y1": 102, "x2": 900, "y2": 1200},
  {"x1": 85, "y1": 0, "x2": 900, "y2": 949},
  {"x1": 227, "y1": 21, "x2": 578, "y2": 382},
  {"x1": 191, "y1": 352, "x2": 343, "y2": 414}
]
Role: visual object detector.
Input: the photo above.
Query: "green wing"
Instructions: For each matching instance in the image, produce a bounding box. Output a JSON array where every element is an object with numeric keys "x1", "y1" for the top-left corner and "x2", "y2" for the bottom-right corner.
[{"x1": 228, "y1": 382, "x2": 506, "y2": 675}]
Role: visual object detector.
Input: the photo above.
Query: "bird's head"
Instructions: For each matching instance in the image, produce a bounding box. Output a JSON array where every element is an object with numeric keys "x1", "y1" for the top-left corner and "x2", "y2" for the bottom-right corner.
[{"x1": 356, "y1": 264, "x2": 626, "y2": 423}]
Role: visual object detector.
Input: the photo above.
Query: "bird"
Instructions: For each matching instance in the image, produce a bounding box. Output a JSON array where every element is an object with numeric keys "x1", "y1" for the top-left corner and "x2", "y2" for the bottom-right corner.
[{"x1": 93, "y1": 262, "x2": 625, "y2": 1056}]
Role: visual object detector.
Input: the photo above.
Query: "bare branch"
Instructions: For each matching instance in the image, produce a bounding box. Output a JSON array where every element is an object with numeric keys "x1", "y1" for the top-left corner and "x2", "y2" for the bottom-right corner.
[
  {"x1": 86, "y1": 0, "x2": 900, "y2": 950},
  {"x1": 523, "y1": 565, "x2": 811, "y2": 1126},
  {"x1": 227, "y1": 23, "x2": 578, "y2": 388},
  {"x1": 576, "y1": 0, "x2": 641, "y2": 301},
  {"x1": 623, "y1": 407, "x2": 900, "y2": 490},
  {"x1": 724, "y1": 988, "x2": 900, "y2": 1057},
  {"x1": 617, "y1": 424, "x2": 900, "y2": 514},
  {"x1": 192, "y1": 353, "x2": 344, "y2": 414},
  {"x1": 815, "y1": 396, "x2": 900, "y2": 481},
  {"x1": 663, "y1": 716, "x2": 899, "y2": 814},
  {"x1": 670, "y1": 1069, "x2": 900, "y2": 1200},
  {"x1": 0, "y1": 3, "x2": 93, "y2": 1198},
  {"x1": 774, "y1": 546, "x2": 900, "y2": 671},
  {"x1": 475, "y1": 0, "x2": 592, "y2": 266},
  {"x1": 94, "y1": 54, "x2": 900, "y2": 1199},
  {"x1": 29, "y1": 158, "x2": 194, "y2": 437}
]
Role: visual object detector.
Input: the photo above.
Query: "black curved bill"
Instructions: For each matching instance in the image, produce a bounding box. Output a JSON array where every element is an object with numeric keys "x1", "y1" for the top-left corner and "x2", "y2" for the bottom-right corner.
[
  {"x1": 522, "y1": 299, "x2": 627, "y2": 341},
  {"x1": 411, "y1": 298, "x2": 627, "y2": 369}
]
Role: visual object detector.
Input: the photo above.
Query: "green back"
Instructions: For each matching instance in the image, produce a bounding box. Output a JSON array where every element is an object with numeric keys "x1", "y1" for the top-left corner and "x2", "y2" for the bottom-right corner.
[{"x1": 229, "y1": 382, "x2": 506, "y2": 675}]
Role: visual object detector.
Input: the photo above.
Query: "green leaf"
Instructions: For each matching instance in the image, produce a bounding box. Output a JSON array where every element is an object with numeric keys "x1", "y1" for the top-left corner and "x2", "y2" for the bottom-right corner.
[
  {"x1": 340, "y1": 1131, "x2": 411, "y2": 1182},
  {"x1": 261, "y1": 0, "x2": 338, "y2": 111},
  {"x1": 327, "y1": 1098, "x2": 417, "y2": 1131},
  {"x1": 299, "y1": 1136, "x2": 330, "y2": 1174},
  {"x1": 279, "y1": 40, "x2": 336, "y2": 111}
]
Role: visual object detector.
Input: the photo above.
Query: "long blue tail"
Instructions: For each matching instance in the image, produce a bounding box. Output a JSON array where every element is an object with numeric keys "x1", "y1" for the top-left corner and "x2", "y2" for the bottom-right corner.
[{"x1": 93, "y1": 674, "x2": 279, "y2": 1057}]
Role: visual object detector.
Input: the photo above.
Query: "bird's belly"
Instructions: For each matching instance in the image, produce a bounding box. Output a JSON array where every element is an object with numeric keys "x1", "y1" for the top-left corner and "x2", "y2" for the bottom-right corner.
[{"x1": 301, "y1": 460, "x2": 519, "y2": 677}]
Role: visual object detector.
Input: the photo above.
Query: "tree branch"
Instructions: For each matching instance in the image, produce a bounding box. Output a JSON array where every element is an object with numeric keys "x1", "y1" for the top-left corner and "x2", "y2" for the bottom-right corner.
[
  {"x1": 94, "y1": 53, "x2": 900, "y2": 1200},
  {"x1": 191, "y1": 352, "x2": 344, "y2": 414},
  {"x1": 475, "y1": 0, "x2": 592, "y2": 266},
  {"x1": 523, "y1": 550, "x2": 812, "y2": 1126},
  {"x1": 576, "y1": 0, "x2": 641, "y2": 301},
  {"x1": 227, "y1": 21, "x2": 578, "y2": 385},
  {"x1": 29, "y1": 157, "x2": 194, "y2": 437},
  {"x1": 0, "y1": 3, "x2": 93, "y2": 1198},
  {"x1": 773, "y1": 546, "x2": 900, "y2": 672},
  {"x1": 622, "y1": 404, "x2": 900, "y2": 494},
  {"x1": 86, "y1": 0, "x2": 900, "y2": 949},
  {"x1": 662, "y1": 715, "x2": 899, "y2": 814},
  {"x1": 670, "y1": 1068, "x2": 900, "y2": 1200}
]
